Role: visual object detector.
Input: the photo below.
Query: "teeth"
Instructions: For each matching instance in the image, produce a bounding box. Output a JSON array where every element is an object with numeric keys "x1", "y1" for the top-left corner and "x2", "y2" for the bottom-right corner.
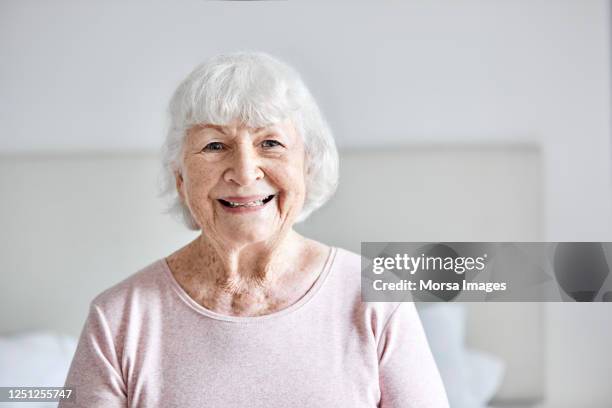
[
  {"x1": 228, "y1": 199, "x2": 263, "y2": 208},
  {"x1": 221, "y1": 195, "x2": 273, "y2": 208}
]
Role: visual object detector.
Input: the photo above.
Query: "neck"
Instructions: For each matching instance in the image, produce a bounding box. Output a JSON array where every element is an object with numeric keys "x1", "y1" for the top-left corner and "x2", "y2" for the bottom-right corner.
[{"x1": 188, "y1": 229, "x2": 305, "y2": 295}]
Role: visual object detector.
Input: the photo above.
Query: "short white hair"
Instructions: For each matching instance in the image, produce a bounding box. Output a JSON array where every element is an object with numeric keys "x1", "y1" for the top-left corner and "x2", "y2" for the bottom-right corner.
[{"x1": 158, "y1": 51, "x2": 339, "y2": 230}]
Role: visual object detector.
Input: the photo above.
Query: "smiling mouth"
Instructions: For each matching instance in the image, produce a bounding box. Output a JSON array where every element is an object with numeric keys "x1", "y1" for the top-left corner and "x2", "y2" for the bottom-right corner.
[{"x1": 218, "y1": 195, "x2": 275, "y2": 208}]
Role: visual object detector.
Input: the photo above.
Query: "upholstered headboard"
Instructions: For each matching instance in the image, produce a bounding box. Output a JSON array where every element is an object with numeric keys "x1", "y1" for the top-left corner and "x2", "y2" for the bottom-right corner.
[{"x1": 0, "y1": 145, "x2": 543, "y2": 405}]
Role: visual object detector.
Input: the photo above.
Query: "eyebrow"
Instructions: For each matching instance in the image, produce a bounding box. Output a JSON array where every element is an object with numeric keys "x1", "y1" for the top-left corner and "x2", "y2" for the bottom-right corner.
[{"x1": 200, "y1": 124, "x2": 228, "y2": 135}]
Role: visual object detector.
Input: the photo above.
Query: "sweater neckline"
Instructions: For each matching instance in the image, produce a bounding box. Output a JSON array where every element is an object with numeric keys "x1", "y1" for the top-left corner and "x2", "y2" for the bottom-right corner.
[{"x1": 160, "y1": 246, "x2": 338, "y2": 323}]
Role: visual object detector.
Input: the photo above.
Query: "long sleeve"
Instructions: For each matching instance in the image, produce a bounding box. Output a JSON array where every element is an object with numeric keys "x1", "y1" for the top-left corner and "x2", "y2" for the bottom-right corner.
[
  {"x1": 377, "y1": 302, "x2": 450, "y2": 408},
  {"x1": 59, "y1": 302, "x2": 127, "y2": 407}
]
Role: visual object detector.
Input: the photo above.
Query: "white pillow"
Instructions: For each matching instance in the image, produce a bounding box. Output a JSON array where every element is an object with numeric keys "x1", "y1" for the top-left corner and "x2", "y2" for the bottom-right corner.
[
  {"x1": 416, "y1": 303, "x2": 505, "y2": 408},
  {"x1": 0, "y1": 330, "x2": 77, "y2": 387},
  {"x1": 466, "y1": 349, "x2": 505, "y2": 404}
]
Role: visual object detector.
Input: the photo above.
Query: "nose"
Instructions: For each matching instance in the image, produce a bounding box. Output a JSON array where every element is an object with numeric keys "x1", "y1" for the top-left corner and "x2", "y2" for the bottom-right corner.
[{"x1": 223, "y1": 143, "x2": 264, "y2": 186}]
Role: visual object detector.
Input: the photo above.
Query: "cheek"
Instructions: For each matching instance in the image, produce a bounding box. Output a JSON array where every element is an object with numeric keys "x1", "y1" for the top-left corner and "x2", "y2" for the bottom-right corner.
[
  {"x1": 270, "y1": 161, "x2": 307, "y2": 204},
  {"x1": 183, "y1": 166, "x2": 219, "y2": 213}
]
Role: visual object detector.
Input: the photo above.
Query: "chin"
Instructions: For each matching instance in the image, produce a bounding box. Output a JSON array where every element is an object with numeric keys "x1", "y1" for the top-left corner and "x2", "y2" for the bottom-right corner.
[{"x1": 222, "y1": 225, "x2": 276, "y2": 245}]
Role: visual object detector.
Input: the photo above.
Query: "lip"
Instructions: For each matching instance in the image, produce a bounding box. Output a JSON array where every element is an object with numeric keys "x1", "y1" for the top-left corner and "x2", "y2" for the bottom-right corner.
[
  {"x1": 219, "y1": 195, "x2": 273, "y2": 203},
  {"x1": 216, "y1": 194, "x2": 276, "y2": 214}
]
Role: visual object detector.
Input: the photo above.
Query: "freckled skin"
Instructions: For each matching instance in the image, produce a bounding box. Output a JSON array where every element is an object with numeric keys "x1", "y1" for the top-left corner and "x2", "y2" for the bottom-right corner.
[{"x1": 166, "y1": 118, "x2": 330, "y2": 317}]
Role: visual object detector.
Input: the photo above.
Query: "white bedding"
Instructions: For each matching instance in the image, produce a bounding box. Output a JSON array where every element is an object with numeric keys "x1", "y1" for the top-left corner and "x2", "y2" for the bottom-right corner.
[
  {"x1": 417, "y1": 303, "x2": 506, "y2": 408},
  {"x1": 1, "y1": 308, "x2": 505, "y2": 408}
]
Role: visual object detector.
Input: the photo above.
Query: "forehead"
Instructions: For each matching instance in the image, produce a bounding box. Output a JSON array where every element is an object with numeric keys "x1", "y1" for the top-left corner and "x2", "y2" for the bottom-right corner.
[{"x1": 187, "y1": 118, "x2": 298, "y2": 139}]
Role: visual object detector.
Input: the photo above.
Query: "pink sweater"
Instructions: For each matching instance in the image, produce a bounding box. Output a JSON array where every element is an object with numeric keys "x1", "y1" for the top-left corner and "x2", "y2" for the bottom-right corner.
[{"x1": 60, "y1": 247, "x2": 449, "y2": 407}]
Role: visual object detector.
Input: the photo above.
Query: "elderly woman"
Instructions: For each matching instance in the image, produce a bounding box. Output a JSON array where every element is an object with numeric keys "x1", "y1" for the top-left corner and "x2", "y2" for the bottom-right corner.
[{"x1": 60, "y1": 52, "x2": 449, "y2": 407}]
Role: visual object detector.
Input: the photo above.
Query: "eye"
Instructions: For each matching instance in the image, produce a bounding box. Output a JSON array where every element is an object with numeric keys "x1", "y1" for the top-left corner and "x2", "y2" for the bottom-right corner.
[
  {"x1": 261, "y1": 140, "x2": 283, "y2": 149},
  {"x1": 202, "y1": 142, "x2": 226, "y2": 152}
]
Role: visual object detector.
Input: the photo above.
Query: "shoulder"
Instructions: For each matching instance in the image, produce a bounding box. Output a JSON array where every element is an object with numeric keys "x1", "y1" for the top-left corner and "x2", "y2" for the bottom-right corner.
[
  {"x1": 322, "y1": 246, "x2": 362, "y2": 295},
  {"x1": 326, "y1": 246, "x2": 404, "y2": 335},
  {"x1": 328, "y1": 246, "x2": 361, "y2": 279},
  {"x1": 89, "y1": 258, "x2": 167, "y2": 319}
]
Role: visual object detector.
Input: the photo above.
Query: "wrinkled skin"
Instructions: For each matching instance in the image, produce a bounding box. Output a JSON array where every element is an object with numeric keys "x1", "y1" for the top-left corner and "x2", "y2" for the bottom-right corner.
[{"x1": 166, "y1": 118, "x2": 330, "y2": 316}]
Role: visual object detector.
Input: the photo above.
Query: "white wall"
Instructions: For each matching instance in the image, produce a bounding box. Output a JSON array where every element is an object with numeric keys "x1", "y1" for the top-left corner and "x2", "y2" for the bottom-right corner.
[
  {"x1": 1, "y1": 1, "x2": 611, "y2": 407},
  {"x1": 1, "y1": 0, "x2": 610, "y2": 241}
]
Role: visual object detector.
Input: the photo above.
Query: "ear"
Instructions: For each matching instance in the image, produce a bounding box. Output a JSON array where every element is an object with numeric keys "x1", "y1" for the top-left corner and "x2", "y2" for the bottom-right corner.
[{"x1": 174, "y1": 170, "x2": 185, "y2": 202}]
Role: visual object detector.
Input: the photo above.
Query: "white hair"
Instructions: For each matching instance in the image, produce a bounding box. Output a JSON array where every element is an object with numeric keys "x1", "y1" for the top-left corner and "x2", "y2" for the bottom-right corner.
[{"x1": 158, "y1": 51, "x2": 339, "y2": 230}]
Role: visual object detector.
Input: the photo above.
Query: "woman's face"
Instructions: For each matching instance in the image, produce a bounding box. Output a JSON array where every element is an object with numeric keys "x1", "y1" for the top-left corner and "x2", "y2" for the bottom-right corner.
[{"x1": 176, "y1": 118, "x2": 306, "y2": 247}]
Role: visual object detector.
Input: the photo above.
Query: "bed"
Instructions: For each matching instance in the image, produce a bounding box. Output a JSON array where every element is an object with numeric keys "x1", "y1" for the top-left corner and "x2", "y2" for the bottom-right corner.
[{"x1": 0, "y1": 145, "x2": 544, "y2": 406}]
